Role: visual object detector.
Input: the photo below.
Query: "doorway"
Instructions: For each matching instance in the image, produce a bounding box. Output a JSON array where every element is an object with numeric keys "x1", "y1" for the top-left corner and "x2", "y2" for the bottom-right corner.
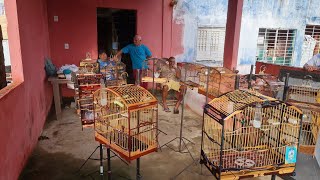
[{"x1": 97, "y1": 8, "x2": 137, "y2": 84}]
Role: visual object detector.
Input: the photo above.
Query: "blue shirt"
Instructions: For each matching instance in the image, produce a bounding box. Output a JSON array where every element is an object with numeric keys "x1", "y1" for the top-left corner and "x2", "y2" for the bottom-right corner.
[
  {"x1": 306, "y1": 54, "x2": 320, "y2": 67},
  {"x1": 121, "y1": 44, "x2": 152, "y2": 69}
]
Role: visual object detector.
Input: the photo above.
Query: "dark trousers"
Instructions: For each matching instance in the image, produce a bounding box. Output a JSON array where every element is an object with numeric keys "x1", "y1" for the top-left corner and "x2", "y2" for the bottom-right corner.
[{"x1": 133, "y1": 69, "x2": 148, "y2": 89}]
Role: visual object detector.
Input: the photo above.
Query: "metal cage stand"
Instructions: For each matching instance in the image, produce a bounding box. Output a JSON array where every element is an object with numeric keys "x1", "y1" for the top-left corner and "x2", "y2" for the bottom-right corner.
[
  {"x1": 76, "y1": 144, "x2": 131, "y2": 180},
  {"x1": 159, "y1": 63, "x2": 196, "y2": 179},
  {"x1": 144, "y1": 58, "x2": 168, "y2": 145},
  {"x1": 172, "y1": 67, "x2": 241, "y2": 179}
]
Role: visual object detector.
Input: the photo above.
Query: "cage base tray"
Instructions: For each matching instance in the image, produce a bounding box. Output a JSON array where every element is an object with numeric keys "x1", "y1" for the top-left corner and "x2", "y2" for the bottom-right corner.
[{"x1": 201, "y1": 150, "x2": 295, "y2": 180}]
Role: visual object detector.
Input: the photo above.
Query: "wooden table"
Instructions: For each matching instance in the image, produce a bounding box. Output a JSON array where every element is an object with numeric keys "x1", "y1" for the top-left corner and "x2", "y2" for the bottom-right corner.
[{"x1": 48, "y1": 77, "x2": 73, "y2": 120}]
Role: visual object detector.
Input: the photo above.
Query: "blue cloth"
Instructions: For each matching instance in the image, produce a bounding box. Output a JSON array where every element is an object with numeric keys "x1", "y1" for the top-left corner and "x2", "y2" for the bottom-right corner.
[
  {"x1": 98, "y1": 59, "x2": 115, "y2": 69},
  {"x1": 306, "y1": 53, "x2": 320, "y2": 67},
  {"x1": 98, "y1": 59, "x2": 116, "y2": 80},
  {"x1": 121, "y1": 44, "x2": 152, "y2": 69}
]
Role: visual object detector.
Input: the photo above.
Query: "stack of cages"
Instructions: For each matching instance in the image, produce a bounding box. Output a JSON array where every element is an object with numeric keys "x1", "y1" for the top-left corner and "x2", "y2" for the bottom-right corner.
[
  {"x1": 198, "y1": 67, "x2": 237, "y2": 99},
  {"x1": 77, "y1": 74, "x2": 103, "y2": 129},
  {"x1": 93, "y1": 85, "x2": 158, "y2": 162},
  {"x1": 102, "y1": 61, "x2": 128, "y2": 87},
  {"x1": 200, "y1": 90, "x2": 303, "y2": 179},
  {"x1": 239, "y1": 65, "x2": 284, "y2": 98},
  {"x1": 74, "y1": 57, "x2": 100, "y2": 114},
  {"x1": 286, "y1": 76, "x2": 320, "y2": 155}
]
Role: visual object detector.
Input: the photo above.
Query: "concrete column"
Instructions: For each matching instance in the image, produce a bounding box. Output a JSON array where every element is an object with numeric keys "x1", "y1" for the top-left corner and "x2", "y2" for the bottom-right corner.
[{"x1": 223, "y1": 0, "x2": 244, "y2": 70}]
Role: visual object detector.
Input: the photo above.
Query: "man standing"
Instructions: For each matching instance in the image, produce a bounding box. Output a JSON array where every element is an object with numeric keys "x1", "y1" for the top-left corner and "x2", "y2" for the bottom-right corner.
[{"x1": 115, "y1": 35, "x2": 152, "y2": 88}]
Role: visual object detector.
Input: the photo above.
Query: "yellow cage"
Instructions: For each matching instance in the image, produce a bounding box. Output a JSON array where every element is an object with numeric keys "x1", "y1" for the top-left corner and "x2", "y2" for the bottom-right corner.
[
  {"x1": 287, "y1": 84, "x2": 320, "y2": 155},
  {"x1": 200, "y1": 90, "x2": 303, "y2": 179},
  {"x1": 93, "y1": 85, "x2": 158, "y2": 163}
]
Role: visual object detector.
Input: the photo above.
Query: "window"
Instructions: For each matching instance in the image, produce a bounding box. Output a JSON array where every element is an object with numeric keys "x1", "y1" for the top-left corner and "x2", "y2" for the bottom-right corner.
[
  {"x1": 256, "y1": 28, "x2": 296, "y2": 66},
  {"x1": 0, "y1": 0, "x2": 11, "y2": 89},
  {"x1": 304, "y1": 25, "x2": 320, "y2": 56},
  {"x1": 196, "y1": 27, "x2": 225, "y2": 64}
]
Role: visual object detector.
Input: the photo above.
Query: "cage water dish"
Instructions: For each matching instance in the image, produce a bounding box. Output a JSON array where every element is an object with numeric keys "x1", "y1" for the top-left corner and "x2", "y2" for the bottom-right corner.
[
  {"x1": 200, "y1": 90, "x2": 303, "y2": 179},
  {"x1": 93, "y1": 85, "x2": 158, "y2": 162},
  {"x1": 287, "y1": 80, "x2": 320, "y2": 155}
]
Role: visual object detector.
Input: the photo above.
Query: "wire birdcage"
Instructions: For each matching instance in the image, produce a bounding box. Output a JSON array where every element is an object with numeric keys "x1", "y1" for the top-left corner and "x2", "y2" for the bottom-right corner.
[
  {"x1": 286, "y1": 76, "x2": 320, "y2": 155},
  {"x1": 93, "y1": 85, "x2": 158, "y2": 162},
  {"x1": 287, "y1": 76, "x2": 320, "y2": 105},
  {"x1": 102, "y1": 62, "x2": 128, "y2": 86},
  {"x1": 291, "y1": 103, "x2": 320, "y2": 155},
  {"x1": 198, "y1": 67, "x2": 237, "y2": 99},
  {"x1": 200, "y1": 90, "x2": 303, "y2": 179},
  {"x1": 239, "y1": 74, "x2": 284, "y2": 98}
]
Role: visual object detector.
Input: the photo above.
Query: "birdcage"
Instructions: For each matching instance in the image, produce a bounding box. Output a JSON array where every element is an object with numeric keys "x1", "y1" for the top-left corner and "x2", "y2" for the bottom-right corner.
[
  {"x1": 286, "y1": 77, "x2": 320, "y2": 155},
  {"x1": 290, "y1": 103, "x2": 320, "y2": 155},
  {"x1": 178, "y1": 62, "x2": 203, "y2": 89},
  {"x1": 198, "y1": 67, "x2": 237, "y2": 99},
  {"x1": 103, "y1": 62, "x2": 128, "y2": 87},
  {"x1": 239, "y1": 74, "x2": 284, "y2": 98},
  {"x1": 77, "y1": 74, "x2": 103, "y2": 128},
  {"x1": 200, "y1": 90, "x2": 303, "y2": 179},
  {"x1": 93, "y1": 85, "x2": 158, "y2": 162}
]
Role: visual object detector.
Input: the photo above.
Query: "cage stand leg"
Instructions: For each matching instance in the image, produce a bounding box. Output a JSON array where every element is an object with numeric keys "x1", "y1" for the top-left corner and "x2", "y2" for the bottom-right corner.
[
  {"x1": 136, "y1": 158, "x2": 141, "y2": 180},
  {"x1": 99, "y1": 144, "x2": 104, "y2": 180},
  {"x1": 170, "y1": 158, "x2": 200, "y2": 180},
  {"x1": 107, "y1": 147, "x2": 111, "y2": 180},
  {"x1": 76, "y1": 145, "x2": 100, "y2": 173}
]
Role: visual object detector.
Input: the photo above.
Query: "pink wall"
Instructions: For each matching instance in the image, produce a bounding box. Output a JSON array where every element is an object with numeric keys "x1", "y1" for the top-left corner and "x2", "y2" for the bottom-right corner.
[
  {"x1": 0, "y1": 0, "x2": 52, "y2": 179},
  {"x1": 47, "y1": 0, "x2": 182, "y2": 66},
  {"x1": 47, "y1": 0, "x2": 183, "y2": 96}
]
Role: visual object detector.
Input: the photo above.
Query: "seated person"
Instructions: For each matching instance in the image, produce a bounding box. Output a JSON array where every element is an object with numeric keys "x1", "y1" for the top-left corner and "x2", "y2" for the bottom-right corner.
[
  {"x1": 97, "y1": 50, "x2": 116, "y2": 80},
  {"x1": 304, "y1": 53, "x2": 320, "y2": 72},
  {"x1": 160, "y1": 57, "x2": 187, "y2": 114}
]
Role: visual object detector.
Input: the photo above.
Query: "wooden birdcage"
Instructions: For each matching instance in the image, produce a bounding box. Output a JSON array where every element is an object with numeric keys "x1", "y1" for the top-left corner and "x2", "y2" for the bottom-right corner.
[
  {"x1": 102, "y1": 62, "x2": 128, "y2": 87},
  {"x1": 239, "y1": 74, "x2": 284, "y2": 98},
  {"x1": 286, "y1": 78, "x2": 320, "y2": 155},
  {"x1": 93, "y1": 85, "x2": 158, "y2": 162},
  {"x1": 198, "y1": 67, "x2": 237, "y2": 99},
  {"x1": 77, "y1": 74, "x2": 103, "y2": 128},
  {"x1": 178, "y1": 62, "x2": 203, "y2": 89},
  {"x1": 200, "y1": 90, "x2": 303, "y2": 179}
]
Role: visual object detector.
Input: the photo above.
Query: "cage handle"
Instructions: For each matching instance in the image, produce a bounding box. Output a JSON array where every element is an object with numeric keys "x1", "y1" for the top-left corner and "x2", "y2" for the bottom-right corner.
[{"x1": 85, "y1": 52, "x2": 91, "y2": 60}]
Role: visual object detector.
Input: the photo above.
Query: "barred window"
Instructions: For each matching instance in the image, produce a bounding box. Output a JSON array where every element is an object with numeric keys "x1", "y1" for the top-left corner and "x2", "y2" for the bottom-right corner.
[
  {"x1": 196, "y1": 27, "x2": 225, "y2": 64},
  {"x1": 256, "y1": 28, "x2": 296, "y2": 66},
  {"x1": 305, "y1": 25, "x2": 320, "y2": 56}
]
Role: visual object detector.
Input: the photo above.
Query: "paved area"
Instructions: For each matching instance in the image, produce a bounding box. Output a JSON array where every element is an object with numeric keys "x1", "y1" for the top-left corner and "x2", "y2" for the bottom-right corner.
[{"x1": 19, "y1": 100, "x2": 320, "y2": 180}]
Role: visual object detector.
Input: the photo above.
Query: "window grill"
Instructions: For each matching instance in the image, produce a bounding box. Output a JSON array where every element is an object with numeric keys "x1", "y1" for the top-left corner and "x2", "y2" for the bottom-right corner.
[
  {"x1": 256, "y1": 28, "x2": 296, "y2": 66},
  {"x1": 305, "y1": 25, "x2": 320, "y2": 56},
  {"x1": 196, "y1": 27, "x2": 225, "y2": 63}
]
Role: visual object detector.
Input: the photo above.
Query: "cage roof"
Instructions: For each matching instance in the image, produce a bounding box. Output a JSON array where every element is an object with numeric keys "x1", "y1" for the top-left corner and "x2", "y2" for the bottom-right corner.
[
  {"x1": 208, "y1": 90, "x2": 277, "y2": 117},
  {"x1": 107, "y1": 84, "x2": 157, "y2": 106}
]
